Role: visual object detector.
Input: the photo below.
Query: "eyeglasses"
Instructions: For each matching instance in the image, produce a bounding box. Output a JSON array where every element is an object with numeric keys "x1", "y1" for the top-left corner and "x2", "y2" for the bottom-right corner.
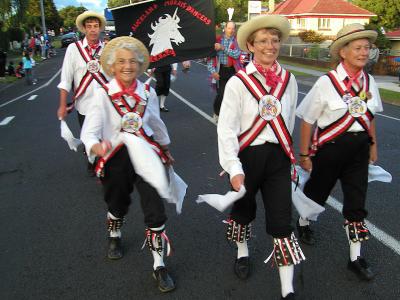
[
  {"x1": 116, "y1": 59, "x2": 138, "y2": 66},
  {"x1": 253, "y1": 38, "x2": 280, "y2": 47}
]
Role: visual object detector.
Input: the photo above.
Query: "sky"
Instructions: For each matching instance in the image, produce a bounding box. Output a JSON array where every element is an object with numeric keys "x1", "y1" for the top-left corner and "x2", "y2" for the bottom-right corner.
[{"x1": 54, "y1": 0, "x2": 108, "y2": 13}]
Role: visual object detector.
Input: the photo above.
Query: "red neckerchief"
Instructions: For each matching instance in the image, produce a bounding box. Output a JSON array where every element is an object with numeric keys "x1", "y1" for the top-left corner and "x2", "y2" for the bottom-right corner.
[
  {"x1": 112, "y1": 79, "x2": 141, "y2": 103},
  {"x1": 88, "y1": 41, "x2": 100, "y2": 50},
  {"x1": 341, "y1": 62, "x2": 363, "y2": 91},
  {"x1": 253, "y1": 60, "x2": 282, "y2": 89}
]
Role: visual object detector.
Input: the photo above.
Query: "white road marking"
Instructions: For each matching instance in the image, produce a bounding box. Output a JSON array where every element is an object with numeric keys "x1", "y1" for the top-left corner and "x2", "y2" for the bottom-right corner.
[
  {"x1": 27, "y1": 95, "x2": 38, "y2": 101},
  {"x1": 194, "y1": 62, "x2": 400, "y2": 122},
  {"x1": 0, "y1": 69, "x2": 61, "y2": 109},
  {"x1": 0, "y1": 116, "x2": 15, "y2": 126},
  {"x1": 163, "y1": 80, "x2": 400, "y2": 256}
]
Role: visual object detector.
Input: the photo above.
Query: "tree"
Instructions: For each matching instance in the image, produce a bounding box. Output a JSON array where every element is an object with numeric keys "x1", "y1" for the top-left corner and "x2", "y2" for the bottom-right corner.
[
  {"x1": 108, "y1": 0, "x2": 136, "y2": 8},
  {"x1": 353, "y1": 0, "x2": 400, "y2": 30},
  {"x1": 26, "y1": 0, "x2": 62, "y2": 32},
  {"x1": 59, "y1": 6, "x2": 87, "y2": 29}
]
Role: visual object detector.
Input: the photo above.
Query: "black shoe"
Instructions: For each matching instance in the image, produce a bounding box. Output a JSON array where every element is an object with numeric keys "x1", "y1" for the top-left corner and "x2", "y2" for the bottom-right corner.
[
  {"x1": 347, "y1": 257, "x2": 374, "y2": 281},
  {"x1": 153, "y1": 266, "x2": 175, "y2": 292},
  {"x1": 296, "y1": 220, "x2": 315, "y2": 245},
  {"x1": 282, "y1": 292, "x2": 295, "y2": 299},
  {"x1": 234, "y1": 257, "x2": 250, "y2": 280},
  {"x1": 107, "y1": 237, "x2": 123, "y2": 260},
  {"x1": 160, "y1": 107, "x2": 169, "y2": 112}
]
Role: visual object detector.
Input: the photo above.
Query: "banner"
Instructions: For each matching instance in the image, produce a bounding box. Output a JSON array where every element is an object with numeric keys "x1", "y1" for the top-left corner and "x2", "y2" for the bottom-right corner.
[{"x1": 111, "y1": 0, "x2": 215, "y2": 68}]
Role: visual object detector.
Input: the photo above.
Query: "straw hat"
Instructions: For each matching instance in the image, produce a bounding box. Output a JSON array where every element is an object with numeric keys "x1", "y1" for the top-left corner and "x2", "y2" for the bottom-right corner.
[
  {"x1": 237, "y1": 15, "x2": 290, "y2": 52},
  {"x1": 76, "y1": 11, "x2": 106, "y2": 33},
  {"x1": 100, "y1": 36, "x2": 150, "y2": 77},
  {"x1": 330, "y1": 23, "x2": 377, "y2": 61}
]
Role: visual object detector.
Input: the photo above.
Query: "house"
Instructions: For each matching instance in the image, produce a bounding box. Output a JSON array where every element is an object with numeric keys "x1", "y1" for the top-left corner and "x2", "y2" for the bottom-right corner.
[
  {"x1": 271, "y1": 0, "x2": 376, "y2": 40},
  {"x1": 386, "y1": 29, "x2": 400, "y2": 53}
]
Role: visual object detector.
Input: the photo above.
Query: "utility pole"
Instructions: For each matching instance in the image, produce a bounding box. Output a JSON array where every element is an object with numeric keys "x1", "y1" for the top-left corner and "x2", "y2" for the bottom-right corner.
[{"x1": 40, "y1": 0, "x2": 47, "y2": 35}]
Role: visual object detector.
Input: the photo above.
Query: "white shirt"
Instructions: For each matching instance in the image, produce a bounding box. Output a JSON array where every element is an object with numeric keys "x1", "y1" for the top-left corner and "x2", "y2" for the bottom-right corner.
[
  {"x1": 296, "y1": 63, "x2": 383, "y2": 131},
  {"x1": 57, "y1": 37, "x2": 105, "y2": 115},
  {"x1": 80, "y1": 78, "x2": 171, "y2": 157},
  {"x1": 217, "y1": 61, "x2": 298, "y2": 178}
]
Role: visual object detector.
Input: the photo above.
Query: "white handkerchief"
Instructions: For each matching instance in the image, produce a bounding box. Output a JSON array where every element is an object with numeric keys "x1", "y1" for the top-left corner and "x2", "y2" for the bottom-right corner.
[
  {"x1": 60, "y1": 120, "x2": 81, "y2": 151},
  {"x1": 167, "y1": 166, "x2": 187, "y2": 214},
  {"x1": 368, "y1": 164, "x2": 392, "y2": 183},
  {"x1": 196, "y1": 186, "x2": 246, "y2": 212},
  {"x1": 291, "y1": 182, "x2": 325, "y2": 221}
]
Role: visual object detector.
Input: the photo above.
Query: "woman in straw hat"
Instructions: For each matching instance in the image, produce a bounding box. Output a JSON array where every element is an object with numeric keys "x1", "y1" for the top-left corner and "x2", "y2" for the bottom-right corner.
[
  {"x1": 296, "y1": 23, "x2": 383, "y2": 281},
  {"x1": 217, "y1": 15, "x2": 304, "y2": 299},
  {"x1": 57, "y1": 11, "x2": 108, "y2": 176},
  {"x1": 80, "y1": 36, "x2": 176, "y2": 292}
]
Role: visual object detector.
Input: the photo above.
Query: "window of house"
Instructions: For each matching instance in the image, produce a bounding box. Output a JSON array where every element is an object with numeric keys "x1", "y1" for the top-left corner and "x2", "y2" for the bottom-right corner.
[
  {"x1": 318, "y1": 18, "x2": 330, "y2": 29},
  {"x1": 297, "y1": 18, "x2": 306, "y2": 29}
]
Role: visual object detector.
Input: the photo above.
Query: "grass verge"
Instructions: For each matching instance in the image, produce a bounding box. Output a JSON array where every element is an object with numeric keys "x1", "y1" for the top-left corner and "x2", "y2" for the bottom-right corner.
[{"x1": 379, "y1": 88, "x2": 400, "y2": 105}]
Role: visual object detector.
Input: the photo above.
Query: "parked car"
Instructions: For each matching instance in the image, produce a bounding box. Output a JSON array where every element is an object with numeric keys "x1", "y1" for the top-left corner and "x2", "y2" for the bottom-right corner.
[{"x1": 61, "y1": 32, "x2": 78, "y2": 48}]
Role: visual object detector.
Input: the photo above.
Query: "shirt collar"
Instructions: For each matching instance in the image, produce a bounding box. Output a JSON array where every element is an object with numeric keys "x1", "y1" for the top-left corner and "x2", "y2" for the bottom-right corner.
[
  {"x1": 82, "y1": 37, "x2": 104, "y2": 49},
  {"x1": 245, "y1": 60, "x2": 282, "y2": 76},
  {"x1": 107, "y1": 78, "x2": 146, "y2": 100},
  {"x1": 336, "y1": 62, "x2": 364, "y2": 81}
]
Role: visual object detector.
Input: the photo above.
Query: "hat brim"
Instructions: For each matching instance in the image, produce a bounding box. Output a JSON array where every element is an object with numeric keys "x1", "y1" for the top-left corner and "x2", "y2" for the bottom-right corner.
[
  {"x1": 330, "y1": 30, "x2": 377, "y2": 61},
  {"x1": 237, "y1": 15, "x2": 290, "y2": 53},
  {"x1": 76, "y1": 11, "x2": 106, "y2": 33},
  {"x1": 100, "y1": 36, "x2": 150, "y2": 77}
]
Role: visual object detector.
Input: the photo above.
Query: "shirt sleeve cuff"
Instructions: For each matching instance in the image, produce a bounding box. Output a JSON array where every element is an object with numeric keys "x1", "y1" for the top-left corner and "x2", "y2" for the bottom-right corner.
[
  {"x1": 57, "y1": 81, "x2": 71, "y2": 92},
  {"x1": 228, "y1": 163, "x2": 244, "y2": 179}
]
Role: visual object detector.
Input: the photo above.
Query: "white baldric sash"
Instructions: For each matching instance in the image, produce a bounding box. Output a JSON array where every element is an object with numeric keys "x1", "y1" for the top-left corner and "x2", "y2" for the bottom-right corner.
[
  {"x1": 235, "y1": 69, "x2": 297, "y2": 178},
  {"x1": 95, "y1": 82, "x2": 167, "y2": 177},
  {"x1": 310, "y1": 70, "x2": 374, "y2": 155},
  {"x1": 67, "y1": 41, "x2": 109, "y2": 112}
]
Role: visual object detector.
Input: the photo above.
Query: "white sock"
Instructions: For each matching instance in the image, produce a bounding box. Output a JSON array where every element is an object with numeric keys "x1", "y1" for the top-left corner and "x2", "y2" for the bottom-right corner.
[
  {"x1": 150, "y1": 225, "x2": 165, "y2": 270},
  {"x1": 279, "y1": 265, "x2": 294, "y2": 298},
  {"x1": 298, "y1": 216, "x2": 310, "y2": 227},
  {"x1": 236, "y1": 241, "x2": 249, "y2": 258},
  {"x1": 107, "y1": 212, "x2": 121, "y2": 238},
  {"x1": 345, "y1": 225, "x2": 361, "y2": 261},
  {"x1": 159, "y1": 95, "x2": 166, "y2": 108}
]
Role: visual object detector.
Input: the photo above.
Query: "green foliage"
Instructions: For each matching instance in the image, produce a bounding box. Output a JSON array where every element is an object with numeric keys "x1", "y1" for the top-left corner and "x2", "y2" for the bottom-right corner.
[
  {"x1": 59, "y1": 6, "x2": 87, "y2": 29},
  {"x1": 26, "y1": 0, "x2": 62, "y2": 32},
  {"x1": 364, "y1": 23, "x2": 391, "y2": 49},
  {"x1": 108, "y1": 0, "x2": 134, "y2": 8},
  {"x1": 353, "y1": 0, "x2": 400, "y2": 30},
  {"x1": 298, "y1": 30, "x2": 326, "y2": 43},
  {"x1": 8, "y1": 27, "x2": 24, "y2": 42}
]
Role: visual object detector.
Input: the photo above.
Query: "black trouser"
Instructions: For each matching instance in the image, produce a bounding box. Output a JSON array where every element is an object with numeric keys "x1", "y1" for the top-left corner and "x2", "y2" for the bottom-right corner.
[
  {"x1": 214, "y1": 66, "x2": 236, "y2": 116},
  {"x1": 155, "y1": 65, "x2": 172, "y2": 96},
  {"x1": 101, "y1": 146, "x2": 167, "y2": 228},
  {"x1": 230, "y1": 142, "x2": 293, "y2": 238},
  {"x1": 304, "y1": 132, "x2": 370, "y2": 222},
  {"x1": 77, "y1": 111, "x2": 85, "y2": 128}
]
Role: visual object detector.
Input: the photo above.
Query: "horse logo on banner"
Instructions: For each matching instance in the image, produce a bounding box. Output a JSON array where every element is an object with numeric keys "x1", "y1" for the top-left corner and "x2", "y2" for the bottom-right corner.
[{"x1": 148, "y1": 8, "x2": 185, "y2": 61}]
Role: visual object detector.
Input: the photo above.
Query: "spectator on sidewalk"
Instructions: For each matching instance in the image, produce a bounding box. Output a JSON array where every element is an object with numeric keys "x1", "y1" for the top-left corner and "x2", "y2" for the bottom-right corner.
[
  {"x1": 0, "y1": 49, "x2": 6, "y2": 78},
  {"x1": 364, "y1": 43, "x2": 379, "y2": 74},
  {"x1": 22, "y1": 51, "x2": 35, "y2": 85},
  {"x1": 7, "y1": 61, "x2": 15, "y2": 76}
]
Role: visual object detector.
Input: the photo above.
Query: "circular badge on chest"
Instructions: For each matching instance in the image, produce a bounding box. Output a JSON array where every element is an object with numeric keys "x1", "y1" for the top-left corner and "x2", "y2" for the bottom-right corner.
[
  {"x1": 86, "y1": 60, "x2": 100, "y2": 74},
  {"x1": 121, "y1": 112, "x2": 143, "y2": 133},
  {"x1": 258, "y1": 95, "x2": 282, "y2": 121},
  {"x1": 348, "y1": 97, "x2": 367, "y2": 117}
]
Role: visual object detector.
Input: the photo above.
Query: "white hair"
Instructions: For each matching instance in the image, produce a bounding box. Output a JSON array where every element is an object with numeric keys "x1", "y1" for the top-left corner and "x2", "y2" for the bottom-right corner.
[{"x1": 106, "y1": 42, "x2": 145, "y2": 67}]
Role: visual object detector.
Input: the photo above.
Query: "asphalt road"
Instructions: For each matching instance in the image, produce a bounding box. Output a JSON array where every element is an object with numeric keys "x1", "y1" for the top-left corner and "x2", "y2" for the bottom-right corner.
[{"x1": 0, "y1": 50, "x2": 399, "y2": 300}]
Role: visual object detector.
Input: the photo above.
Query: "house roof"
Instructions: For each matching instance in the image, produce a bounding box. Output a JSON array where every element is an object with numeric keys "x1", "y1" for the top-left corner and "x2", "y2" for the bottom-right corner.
[
  {"x1": 386, "y1": 29, "x2": 400, "y2": 38},
  {"x1": 273, "y1": 0, "x2": 376, "y2": 17}
]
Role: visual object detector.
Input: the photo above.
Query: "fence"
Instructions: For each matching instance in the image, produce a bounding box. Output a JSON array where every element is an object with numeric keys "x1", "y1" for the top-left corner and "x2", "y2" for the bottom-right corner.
[{"x1": 281, "y1": 43, "x2": 400, "y2": 76}]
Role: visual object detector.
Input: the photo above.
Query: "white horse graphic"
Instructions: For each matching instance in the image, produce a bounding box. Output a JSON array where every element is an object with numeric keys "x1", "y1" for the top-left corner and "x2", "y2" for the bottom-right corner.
[{"x1": 148, "y1": 8, "x2": 185, "y2": 56}]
